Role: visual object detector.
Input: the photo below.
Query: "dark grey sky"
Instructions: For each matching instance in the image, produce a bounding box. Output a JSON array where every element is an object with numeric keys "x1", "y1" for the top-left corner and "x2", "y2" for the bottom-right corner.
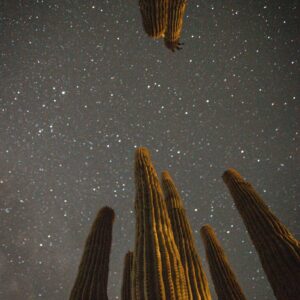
[{"x1": 0, "y1": 1, "x2": 299, "y2": 299}]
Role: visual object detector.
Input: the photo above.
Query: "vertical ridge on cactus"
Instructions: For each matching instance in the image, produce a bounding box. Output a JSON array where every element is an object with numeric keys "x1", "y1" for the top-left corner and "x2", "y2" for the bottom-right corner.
[
  {"x1": 161, "y1": 170, "x2": 212, "y2": 300},
  {"x1": 69, "y1": 206, "x2": 115, "y2": 300},
  {"x1": 201, "y1": 224, "x2": 247, "y2": 300},
  {"x1": 222, "y1": 168, "x2": 300, "y2": 300},
  {"x1": 121, "y1": 251, "x2": 133, "y2": 300},
  {"x1": 139, "y1": 0, "x2": 167, "y2": 38},
  {"x1": 132, "y1": 147, "x2": 188, "y2": 300},
  {"x1": 164, "y1": 0, "x2": 187, "y2": 51}
]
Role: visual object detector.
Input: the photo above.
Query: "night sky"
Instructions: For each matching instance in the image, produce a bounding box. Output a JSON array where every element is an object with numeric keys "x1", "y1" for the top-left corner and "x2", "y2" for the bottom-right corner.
[{"x1": 0, "y1": 1, "x2": 299, "y2": 299}]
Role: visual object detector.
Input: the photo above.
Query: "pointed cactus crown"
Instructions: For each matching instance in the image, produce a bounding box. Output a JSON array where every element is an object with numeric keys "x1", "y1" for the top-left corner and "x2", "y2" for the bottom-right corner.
[{"x1": 161, "y1": 170, "x2": 183, "y2": 209}]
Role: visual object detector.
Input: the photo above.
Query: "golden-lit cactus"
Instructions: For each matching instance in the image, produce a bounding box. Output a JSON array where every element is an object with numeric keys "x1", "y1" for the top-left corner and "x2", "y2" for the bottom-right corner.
[
  {"x1": 223, "y1": 168, "x2": 300, "y2": 300},
  {"x1": 138, "y1": 0, "x2": 187, "y2": 51},
  {"x1": 161, "y1": 171, "x2": 212, "y2": 300},
  {"x1": 139, "y1": 0, "x2": 167, "y2": 38},
  {"x1": 133, "y1": 147, "x2": 188, "y2": 300},
  {"x1": 164, "y1": 0, "x2": 187, "y2": 51},
  {"x1": 200, "y1": 224, "x2": 247, "y2": 300},
  {"x1": 69, "y1": 206, "x2": 115, "y2": 300}
]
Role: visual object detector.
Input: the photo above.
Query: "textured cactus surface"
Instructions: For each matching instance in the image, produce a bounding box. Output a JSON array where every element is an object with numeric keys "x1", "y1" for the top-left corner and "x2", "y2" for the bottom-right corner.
[
  {"x1": 164, "y1": 0, "x2": 187, "y2": 51},
  {"x1": 139, "y1": 0, "x2": 167, "y2": 38},
  {"x1": 201, "y1": 224, "x2": 247, "y2": 300},
  {"x1": 161, "y1": 171, "x2": 212, "y2": 300},
  {"x1": 138, "y1": 0, "x2": 186, "y2": 51},
  {"x1": 223, "y1": 168, "x2": 300, "y2": 300},
  {"x1": 121, "y1": 251, "x2": 133, "y2": 300},
  {"x1": 69, "y1": 206, "x2": 115, "y2": 300},
  {"x1": 133, "y1": 147, "x2": 188, "y2": 300}
]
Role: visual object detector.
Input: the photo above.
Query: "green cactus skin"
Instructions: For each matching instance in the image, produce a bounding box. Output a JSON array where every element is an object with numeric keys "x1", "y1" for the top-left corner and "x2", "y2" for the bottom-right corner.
[
  {"x1": 201, "y1": 224, "x2": 247, "y2": 300},
  {"x1": 69, "y1": 206, "x2": 115, "y2": 300},
  {"x1": 223, "y1": 168, "x2": 300, "y2": 300},
  {"x1": 132, "y1": 147, "x2": 188, "y2": 300},
  {"x1": 121, "y1": 251, "x2": 133, "y2": 300},
  {"x1": 161, "y1": 171, "x2": 212, "y2": 300}
]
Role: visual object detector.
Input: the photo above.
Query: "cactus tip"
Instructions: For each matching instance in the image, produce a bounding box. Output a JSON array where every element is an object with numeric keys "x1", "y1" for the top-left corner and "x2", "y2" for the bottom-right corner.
[{"x1": 222, "y1": 168, "x2": 244, "y2": 183}]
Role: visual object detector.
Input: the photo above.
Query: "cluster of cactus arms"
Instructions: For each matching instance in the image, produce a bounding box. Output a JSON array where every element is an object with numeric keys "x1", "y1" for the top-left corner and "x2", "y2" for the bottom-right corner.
[{"x1": 69, "y1": 148, "x2": 300, "y2": 300}]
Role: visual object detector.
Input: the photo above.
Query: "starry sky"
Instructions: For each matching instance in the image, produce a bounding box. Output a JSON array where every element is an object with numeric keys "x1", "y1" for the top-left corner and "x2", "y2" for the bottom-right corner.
[{"x1": 0, "y1": 1, "x2": 299, "y2": 299}]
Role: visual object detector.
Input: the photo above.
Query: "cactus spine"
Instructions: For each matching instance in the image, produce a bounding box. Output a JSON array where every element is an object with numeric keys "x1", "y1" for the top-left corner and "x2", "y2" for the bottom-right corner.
[
  {"x1": 161, "y1": 171, "x2": 212, "y2": 300},
  {"x1": 121, "y1": 251, "x2": 133, "y2": 300},
  {"x1": 69, "y1": 206, "x2": 115, "y2": 300},
  {"x1": 222, "y1": 168, "x2": 300, "y2": 300},
  {"x1": 200, "y1": 224, "x2": 247, "y2": 300},
  {"x1": 132, "y1": 147, "x2": 188, "y2": 300}
]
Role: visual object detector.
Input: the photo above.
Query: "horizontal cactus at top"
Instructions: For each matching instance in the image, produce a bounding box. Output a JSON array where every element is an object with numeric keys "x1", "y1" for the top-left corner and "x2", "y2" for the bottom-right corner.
[
  {"x1": 223, "y1": 168, "x2": 300, "y2": 300},
  {"x1": 139, "y1": 0, "x2": 167, "y2": 38},
  {"x1": 164, "y1": 0, "x2": 187, "y2": 51},
  {"x1": 138, "y1": 0, "x2": 187, "y2": 51},
  {"x1": 69, "y1": 206, "x2": 115, "y2": 300},
  {"x1": 161, "y1": 170, "x2": 212, "y2": 300},
  {"x1": 133, "y1": 147, "x2": 188, "y2": 300}
]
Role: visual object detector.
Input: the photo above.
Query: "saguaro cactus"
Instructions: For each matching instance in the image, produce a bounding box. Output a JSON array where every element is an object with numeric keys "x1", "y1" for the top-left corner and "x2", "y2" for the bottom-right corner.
[
  {"x1": 200, "y1": 224, "x2": 247, "y2": 300},
  {"x1": 69, "y1": 206, "x2": 115, "y2": 300},
  {"x1": 161, "y1": 171, "x2": 212, "y2": 300},
  {"x1": 222, "y1": 168, "x2": 300, "y2": 300},
  {"x1": 133, "y1": 147, "x2": 188, "y2": 300},
  {"x1": 164, "y1": 0, "x2": 187, "y2": 51},
  {"x1": 139, "y1": 0, "x2": 167, "y2": 38},
  {"x1": 121, "y1": 251, "x2": 133, "y2": 300},
  {"x1": 138, "y1": 0, "x2": 186, "y2": 51}
]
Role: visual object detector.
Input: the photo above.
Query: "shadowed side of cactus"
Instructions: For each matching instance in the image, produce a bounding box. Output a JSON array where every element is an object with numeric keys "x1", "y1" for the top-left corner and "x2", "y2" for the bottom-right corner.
[
  {"x1": 133, "y1": 147, "x2": 188, "y2": 300},
  {"x1": 121, "y1": 251, "x2": 133, "y2": 300},
  {"x1": 139, "y1": 0, "x2": 167, "y2": 38},
  {"x1": 223, "y1": 168, "x2": 300, "y2": 300},
  {"x1": 164, "y1": 0, "x2": 187, "y2": 51},
  {"x1": 69, "y1": 206, "x2": 115, "y2": 300},
  {"x1": 200, "y1": 224, "x2": 247, "y2": 300},
  {"x1": 161, "y1": 171, "x2": 212, "y2": 300}
]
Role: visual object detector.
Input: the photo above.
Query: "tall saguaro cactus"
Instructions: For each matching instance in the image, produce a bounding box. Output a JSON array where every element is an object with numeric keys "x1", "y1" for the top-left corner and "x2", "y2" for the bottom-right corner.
[
  {"x1": 121, "y1": 251, "x2": 133, "y2": 300},
  {"x1": 69, "y1": 206, "x2": 115, "y2": 300},
  {"x1": 222, "y1": 168, "x2": 300, "y2": 300},
  {"x1": 200, "y1": 224, "x2": 247, "y2": 300},
  {"x1": 133, "y1": 147, "x2": 188, "y2": 300},
  {"x1": 161, "y1": 171, "x2": 212, "y2": 300}
]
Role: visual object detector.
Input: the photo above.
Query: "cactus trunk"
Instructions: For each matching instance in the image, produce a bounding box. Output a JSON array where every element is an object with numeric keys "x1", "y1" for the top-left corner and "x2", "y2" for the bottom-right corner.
[
  {"x1": 69, "y1": 206, "x2": 115, "y2": 300},
  {"x1": 132, "y1": 147, "x2": 188, "y2": 300},
  {"x1": 161, "y1": 171, "x2": 212, "y2": 300},
  {"x1": 164, "y1": 0, "x2": 187, "y2": 51},
  {"x1": 121, "y1": 251, "x2": 133, "y2": 300},
  {"x1": 222, "y1": 168, "x2": 300, "y2": 300},
  {"x1": 201, "y1": 224, "x2": 247, "y2": 300}
]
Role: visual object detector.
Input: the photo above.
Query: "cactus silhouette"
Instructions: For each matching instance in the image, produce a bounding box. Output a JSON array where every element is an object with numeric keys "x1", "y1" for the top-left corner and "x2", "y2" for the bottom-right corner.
[
  {"x1": 222, "y1": 168, "x2": 300, "y2": 300},
  {"x1": 132, "y1": 147, "x2": 188, "y2": 300},
  {"x1": 121, "y1": 251, "x2": 133, "y2": 300},
  {"x1": 161, "y1": 171, "x2": 212, "y2": 300},
  {"x1": 69, "y1": 206, "x2": 115, "y2": 300},
  {"x1": 201, "y1": 224, "x2": 247, "y2": 300}
]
